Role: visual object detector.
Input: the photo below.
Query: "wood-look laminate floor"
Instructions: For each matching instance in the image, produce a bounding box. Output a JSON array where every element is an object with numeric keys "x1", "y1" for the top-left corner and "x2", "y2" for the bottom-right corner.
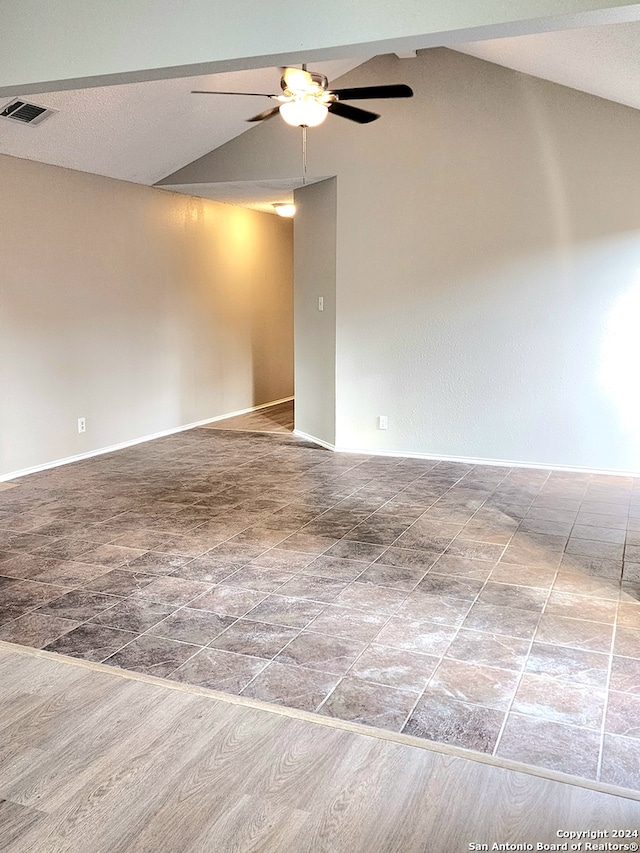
[
  {"x1": 204, "y1": 400, "x2": 294, "y2": 434},
  {"x1": 1, "y1": 643, "x2": 639, "y2": 853}
]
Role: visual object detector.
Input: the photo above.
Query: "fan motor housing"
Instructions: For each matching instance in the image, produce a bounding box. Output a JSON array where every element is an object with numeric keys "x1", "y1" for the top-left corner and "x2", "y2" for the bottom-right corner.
[{"x1": 281, "y1": 71, "x2": 328, "y2": 95}]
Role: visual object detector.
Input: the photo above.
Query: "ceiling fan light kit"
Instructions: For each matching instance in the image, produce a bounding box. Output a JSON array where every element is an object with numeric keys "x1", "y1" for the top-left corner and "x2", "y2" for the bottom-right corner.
[
  {"x1": 192, "y1": 66, "x2": 414, "y2": 209},
  {"x1": 279, "y1": 97, "x2": 328, "y2": 127},
  {"x1": 192, "y1": 66, "x2": 413, "y2": 128}
]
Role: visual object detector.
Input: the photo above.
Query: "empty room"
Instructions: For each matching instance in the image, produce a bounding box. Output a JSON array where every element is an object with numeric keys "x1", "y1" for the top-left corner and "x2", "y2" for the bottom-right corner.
[{"x1": 1, "y1": 1, "x2": 640, "y2": 850}]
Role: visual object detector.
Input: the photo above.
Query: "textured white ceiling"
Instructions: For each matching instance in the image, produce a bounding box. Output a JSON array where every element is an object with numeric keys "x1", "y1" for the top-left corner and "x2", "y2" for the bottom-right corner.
[
  {"x1": 454, "y1": 21, "x2": 640, "y2": 112},
  {"x1": 0, "y1": 59, "x2": 366, "y2": 185}
]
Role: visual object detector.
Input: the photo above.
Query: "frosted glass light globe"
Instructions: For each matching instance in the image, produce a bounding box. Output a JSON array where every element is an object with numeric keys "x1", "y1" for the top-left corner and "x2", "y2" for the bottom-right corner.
[{"x1": 280, "y1": 98, "x2": 328, "y2": 127}]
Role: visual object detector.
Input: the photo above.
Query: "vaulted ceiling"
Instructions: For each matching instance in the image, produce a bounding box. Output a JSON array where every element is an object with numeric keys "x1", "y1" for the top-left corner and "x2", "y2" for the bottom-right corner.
[
  {"x1": 454, "y1": 20, "x2": 640, "y2": 113},
  {"x1": 1, "y1": 19, "x2": 639, "y2": 209}
]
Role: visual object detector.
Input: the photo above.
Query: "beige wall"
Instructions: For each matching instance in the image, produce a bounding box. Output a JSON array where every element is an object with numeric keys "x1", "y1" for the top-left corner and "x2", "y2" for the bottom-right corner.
[
  {"x1": 0, "y1": 154, "x2": 293, "y2": 477},
  {"x1": 293, "y1": 178, "x2": 337, "y2": 445},
  {"x1": 162, "y1": 48, "x2": 640, "y2": 472}
]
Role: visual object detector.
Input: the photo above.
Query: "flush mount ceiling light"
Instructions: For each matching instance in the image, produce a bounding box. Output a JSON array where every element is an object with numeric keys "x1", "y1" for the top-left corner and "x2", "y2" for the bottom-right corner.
[
  {"x1": 192, "y1": 66, "x2": 413, "y2": 127},
  {"x1": 273, "y1": 203, "x2": 296, "y2": 217}
]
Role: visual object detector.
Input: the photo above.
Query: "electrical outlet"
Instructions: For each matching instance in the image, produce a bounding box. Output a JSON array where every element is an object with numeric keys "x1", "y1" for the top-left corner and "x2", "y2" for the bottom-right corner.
[
  {"x1": 318, "y1": 296, "x2": 324, "y2": 312},
  {"x1": 378, "y1": 415, "x2": 388, "y2": 430},
  {"x1": 78, "y1": 417, "x2": 86, "y2": 434}
]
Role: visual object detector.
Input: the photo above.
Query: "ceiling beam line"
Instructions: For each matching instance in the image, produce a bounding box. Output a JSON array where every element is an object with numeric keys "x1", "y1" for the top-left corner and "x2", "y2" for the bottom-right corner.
[{"x1": 2, "y1": 0, "x2": 640, "y2": 97}]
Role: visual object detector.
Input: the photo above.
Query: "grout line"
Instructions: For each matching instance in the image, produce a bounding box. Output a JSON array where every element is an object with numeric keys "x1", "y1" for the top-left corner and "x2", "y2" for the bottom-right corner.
[
  {"x1": 596, "y1": 491, "x2": 630, "y2": 781},
  {"x1": 491, "y1": 563, "x2": 558, "y2": 758},
  {"x1": 313, "y1": 676, "x2": 344, "y2": 715},
  {"x1": 597, "y1": 601, "x2": 619, "y2": 783}
]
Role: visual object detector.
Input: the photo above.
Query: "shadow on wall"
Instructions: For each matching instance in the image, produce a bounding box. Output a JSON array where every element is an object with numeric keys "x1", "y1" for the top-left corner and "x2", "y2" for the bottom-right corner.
[
  {"x1": 249, "y1": 211, "x2": 294, "y2": 409},
  {"x1": 167, "y1": 195, "x2": 293, "y2": 425}
]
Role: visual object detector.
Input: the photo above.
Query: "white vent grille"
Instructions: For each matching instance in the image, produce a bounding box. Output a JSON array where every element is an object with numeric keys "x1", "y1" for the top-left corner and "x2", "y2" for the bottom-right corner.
[{"x1": 0, "y1": 99, "x2": 56, "y2": 126}]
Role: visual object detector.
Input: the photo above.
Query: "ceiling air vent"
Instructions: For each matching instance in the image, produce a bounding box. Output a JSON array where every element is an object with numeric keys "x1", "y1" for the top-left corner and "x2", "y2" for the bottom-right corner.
[{"x1": 0, "y1": 99, "x2": 56, "y2": 126}]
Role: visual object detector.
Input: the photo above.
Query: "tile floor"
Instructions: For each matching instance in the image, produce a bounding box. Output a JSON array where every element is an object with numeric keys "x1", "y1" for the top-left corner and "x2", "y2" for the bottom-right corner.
[{"x1": 1, "y1": 420, "x2": 639, "y2": 791}]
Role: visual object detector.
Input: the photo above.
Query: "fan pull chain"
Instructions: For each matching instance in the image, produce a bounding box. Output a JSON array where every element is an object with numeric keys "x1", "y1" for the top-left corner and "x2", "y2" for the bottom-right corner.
[{"x1": 302, "y1": 125, "x2": 308, "y2": 186}]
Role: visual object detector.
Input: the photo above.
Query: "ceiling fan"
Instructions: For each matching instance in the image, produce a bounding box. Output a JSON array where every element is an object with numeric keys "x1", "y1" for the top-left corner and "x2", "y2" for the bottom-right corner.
[{"x1": 192, "y1": 65, "x2": 413, "y2": 128}]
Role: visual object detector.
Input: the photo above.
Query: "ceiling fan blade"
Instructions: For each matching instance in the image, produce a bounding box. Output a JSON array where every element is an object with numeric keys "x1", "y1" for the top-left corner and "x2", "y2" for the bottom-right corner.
[
  {"x1": 246, "y1": 106, "x2": 282, "y2": 122},
  {"x1": 191, "y1": 90, "x2": 275, "y2": 97},
  {"x1": 331, "y1": 84, "x2": 413, "y2": 101},
  {"x1": 282, "y1": 67, "x2": 313, "y2": 91},
  {"x1": 328, "y1": 102, "x2": 379, "y2": 124}
]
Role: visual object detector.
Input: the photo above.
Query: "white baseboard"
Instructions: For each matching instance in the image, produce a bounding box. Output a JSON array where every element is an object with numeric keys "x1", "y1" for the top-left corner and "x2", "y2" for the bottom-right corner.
[
  {"x1": 294, "y1": 434, "x2": 640, "y2": 478},
  {"x1": 337, "y1": 447, "x2": 640, "y2": 477},
  {"x1": 0, "y1": 396, "x2": 294, "y2": 482},
  {"x1": 6, "y1": 400, "x2": 637, "y2": 482},
  {"x1": 292, "y1": 429, "x2": 336, "y2": 452}
]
